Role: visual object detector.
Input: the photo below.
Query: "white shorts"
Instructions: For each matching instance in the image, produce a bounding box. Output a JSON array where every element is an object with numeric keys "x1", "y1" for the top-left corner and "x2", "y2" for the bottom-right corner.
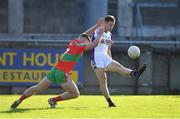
[{"x1": 91, "y1": 54, "x2": 113, "y2": 69}]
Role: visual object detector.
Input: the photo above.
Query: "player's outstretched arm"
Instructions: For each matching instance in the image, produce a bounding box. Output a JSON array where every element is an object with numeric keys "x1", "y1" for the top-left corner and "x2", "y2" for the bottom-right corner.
[
  {"x1": 86, "y1": 26, "x2": 104, "y2": 50},
  {"x1": 83, "y1": 17, "x2": 104, "y2": 37}
]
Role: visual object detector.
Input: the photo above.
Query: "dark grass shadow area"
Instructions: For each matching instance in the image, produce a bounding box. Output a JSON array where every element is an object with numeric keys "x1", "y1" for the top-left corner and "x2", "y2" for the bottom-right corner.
[
  {"x1": 0, "y1": 107, "x2": 64, "y2": 113},
  {"x1": 70, "y1": 106, "x2": 88, "y2": 110},
  {"x1": 0, "y1": 106, "x2": 90, "y2": 114}
]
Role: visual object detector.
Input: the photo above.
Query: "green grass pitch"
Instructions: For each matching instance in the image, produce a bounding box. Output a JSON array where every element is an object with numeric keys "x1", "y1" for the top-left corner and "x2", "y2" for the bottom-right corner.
[{"x1": 0, "y1": 95, "x2": 180, "y2": 119}]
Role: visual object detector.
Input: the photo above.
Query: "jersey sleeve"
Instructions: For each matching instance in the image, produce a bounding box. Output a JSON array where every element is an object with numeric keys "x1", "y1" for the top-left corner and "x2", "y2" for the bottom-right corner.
[{"x1": 77, "y1": 43, "x2": 88, "y2": 51}]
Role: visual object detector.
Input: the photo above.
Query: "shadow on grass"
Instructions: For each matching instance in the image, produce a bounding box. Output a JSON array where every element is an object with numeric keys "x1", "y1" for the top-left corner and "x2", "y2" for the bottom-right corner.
[
  {"x1": 0, "y1": 107, "x2": 64, "y2": 113},
  {"x1": 0, "y1": 106, "x2": 90, "y2": 114},
  {"x1": 70, "y1": 106, "x2": 88, "y2": 110}
]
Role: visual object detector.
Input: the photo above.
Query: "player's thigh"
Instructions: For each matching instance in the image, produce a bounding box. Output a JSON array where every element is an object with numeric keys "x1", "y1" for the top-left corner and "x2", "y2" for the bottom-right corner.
[
  {"x1": 94, "y1": 68, "x2": 107, "y2": 80},
  {"x1": 35, "y1": 76, "x2": 51, "y2": 90},
  {"x1": 60, "y1": 79, "x2": 79, "y2": 95},
  {"x1": 107, "y1": 60, "x2": 125, "y2": 72},
  {"x1": 94, "y1": 68, "x2": 108, "y2": 88}
]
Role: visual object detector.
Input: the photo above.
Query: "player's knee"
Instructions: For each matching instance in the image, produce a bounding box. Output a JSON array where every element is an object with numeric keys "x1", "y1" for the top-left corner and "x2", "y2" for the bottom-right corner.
[{"x1": 72, "y1": 90, "x2": 80, "y2": 99}]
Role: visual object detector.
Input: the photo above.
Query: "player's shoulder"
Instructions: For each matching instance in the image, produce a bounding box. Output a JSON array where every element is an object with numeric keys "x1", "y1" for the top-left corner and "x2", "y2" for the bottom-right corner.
[
  {"x1": 71, "y1": 39, "x2": 78, "y2": 42},
  {"x1": 70, "y1": 39, "x2": 87, "y2": 47},
  {"x1": 105, "y1": 31, "x2": 111, "y2": 35},
  {"x1": 69, "y1": 39, "x2": 78, "y2": 44},
  {"x1": 103, "y1": 31, "x2": 112, "y2": 39},
  {"x1": 94, "y1": 28, "x2": 111, "y2": 35}
]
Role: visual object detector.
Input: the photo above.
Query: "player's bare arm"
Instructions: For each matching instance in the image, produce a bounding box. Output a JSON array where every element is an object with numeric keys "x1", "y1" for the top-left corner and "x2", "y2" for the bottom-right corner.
[
  {"x1": 84, "y1": 17, "x2": 104, "y2": 37},
  {"x1": 86, "y1": 26, "x2": 104, "y2": 50}
]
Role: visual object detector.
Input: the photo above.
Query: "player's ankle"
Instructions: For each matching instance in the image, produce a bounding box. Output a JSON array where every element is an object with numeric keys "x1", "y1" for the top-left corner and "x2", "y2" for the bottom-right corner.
[
  {"x1": 130, "y1": 70, "x2": 137, "y2": 76},
  {"x1": 106, "y1": 98, "x2": 113, "y2": 104},
  {"x1": 16, "y1": 99, "x2": 21, "y2": 103}
]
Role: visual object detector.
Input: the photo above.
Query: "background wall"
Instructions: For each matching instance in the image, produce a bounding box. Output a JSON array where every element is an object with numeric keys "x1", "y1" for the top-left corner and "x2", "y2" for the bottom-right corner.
[{"x1": 0, "y1": 35, "x2": 180, "y2": 95}]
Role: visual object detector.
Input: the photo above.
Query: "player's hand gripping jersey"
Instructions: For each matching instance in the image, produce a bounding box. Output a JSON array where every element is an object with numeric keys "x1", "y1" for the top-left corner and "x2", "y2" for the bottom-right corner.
[
  {"x1": 90, "y1": 29, "x2": 113, "y2": 68},
  {"x1": 55, "y1": 39, "x2": 87, "y2": 73}
]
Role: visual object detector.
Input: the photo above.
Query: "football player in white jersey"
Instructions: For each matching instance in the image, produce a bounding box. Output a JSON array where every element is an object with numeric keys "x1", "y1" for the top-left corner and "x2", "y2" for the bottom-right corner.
[{"x1": 89, "y1": 15, "x2": 146, "y2": 107}]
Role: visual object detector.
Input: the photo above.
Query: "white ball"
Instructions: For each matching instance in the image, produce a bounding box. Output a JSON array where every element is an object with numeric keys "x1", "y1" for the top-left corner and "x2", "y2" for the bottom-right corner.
[{"x1": 128, "y1": 46, "x2": 141, "y2": 59}]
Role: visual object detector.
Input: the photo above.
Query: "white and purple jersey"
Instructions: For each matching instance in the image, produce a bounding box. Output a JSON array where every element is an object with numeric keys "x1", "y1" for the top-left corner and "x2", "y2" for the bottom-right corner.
[{"x1": 90, "y1": 29, "x2": 113, "y2": 68}]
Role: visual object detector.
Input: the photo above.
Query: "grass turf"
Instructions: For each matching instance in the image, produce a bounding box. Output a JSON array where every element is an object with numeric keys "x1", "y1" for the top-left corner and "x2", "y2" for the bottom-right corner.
[{"x1": 0, "y1": 95, "x2": 180, "y2": 118}]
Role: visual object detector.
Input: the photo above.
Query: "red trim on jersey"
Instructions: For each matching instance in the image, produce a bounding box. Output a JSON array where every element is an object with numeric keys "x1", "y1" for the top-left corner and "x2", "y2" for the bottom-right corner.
[{"x1": 55, "y1": 61, "x2": 76, "y2": 73}]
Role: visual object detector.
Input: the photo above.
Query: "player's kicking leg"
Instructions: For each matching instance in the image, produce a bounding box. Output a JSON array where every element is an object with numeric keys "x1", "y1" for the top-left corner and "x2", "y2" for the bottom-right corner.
[
  {"x1": 48, "y1": 78, "x2": 80, "y2": 108},
  {"x1": 11, "y1": 77, "x2": 51, "y2": 109},
  {"x1": 107, "y1": 60, "x2": 146, "y2": 79},
  {"x1": 94, "y1": 68, "x2": 116, "y2": 107}
]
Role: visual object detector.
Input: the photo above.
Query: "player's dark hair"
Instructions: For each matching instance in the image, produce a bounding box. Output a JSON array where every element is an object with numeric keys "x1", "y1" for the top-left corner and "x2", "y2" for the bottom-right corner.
[
  {"x1": 79, "y1": 33, "x2": 90, "y2": 41},
  {"x1": 104, "y1": 15, "x2": 115, "y2": 22}
]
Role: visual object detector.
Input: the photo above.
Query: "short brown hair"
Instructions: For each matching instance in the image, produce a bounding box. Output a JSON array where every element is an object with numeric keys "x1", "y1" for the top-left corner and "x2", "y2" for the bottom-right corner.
[
  {"x1": 79, "y1": 33, "x2": 91, "y2": 41},
  {"x1": 104, "y1": 15, "x2": 115, "y2": 22}
]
